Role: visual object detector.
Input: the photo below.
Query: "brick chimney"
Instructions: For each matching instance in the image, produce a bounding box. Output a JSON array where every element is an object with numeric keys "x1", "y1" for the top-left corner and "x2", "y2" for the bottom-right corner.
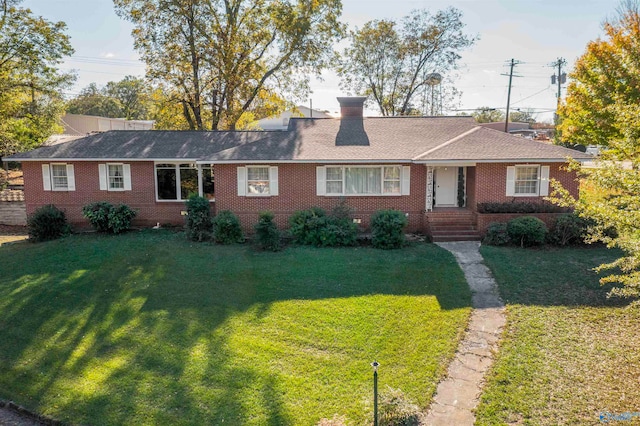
[{"x1": 337, "y1": 96, "x2": 367, "y2": 118}]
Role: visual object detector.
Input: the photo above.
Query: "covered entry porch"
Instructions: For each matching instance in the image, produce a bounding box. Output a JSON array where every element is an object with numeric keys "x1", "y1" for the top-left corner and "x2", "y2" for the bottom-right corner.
[{"x1": 423, "y1": 164, "x2": 480, "y2": 241}]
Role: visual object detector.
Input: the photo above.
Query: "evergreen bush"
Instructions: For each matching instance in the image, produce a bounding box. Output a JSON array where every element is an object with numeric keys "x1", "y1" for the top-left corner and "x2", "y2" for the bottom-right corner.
[
  {"x1": 185, "y1": 195, "x2": 213, "y2": 242},
  {"x1": 370, "y1": 209, "x2": 408, "y2": 249},
  {"x1": 483, "y1": 222, "x2": 509, "y2": 246},
  {"x1": 27, "y1": 204, "x2": 70, "y2": 242},
  {"x1": 212, "y1": 210, "x2": 243, "y2": 244},
  {"x1": 507, "y1": 216, "x2": 547, "y2": 247},
  {"x1": 254, "y1": 211, "x2": 281, "y2": 251},
  {"x1": 82, "y1": 201, "x2": 137, "y2": 234}
]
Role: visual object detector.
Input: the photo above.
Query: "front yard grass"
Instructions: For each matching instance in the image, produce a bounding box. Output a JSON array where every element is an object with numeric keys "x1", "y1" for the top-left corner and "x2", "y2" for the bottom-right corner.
[
  {"x1": 0, "y1": 230, "x2": 471, "y2": 425},
  {"x1": 475, "y1": 245, "x2": 640, "y2": 425}
]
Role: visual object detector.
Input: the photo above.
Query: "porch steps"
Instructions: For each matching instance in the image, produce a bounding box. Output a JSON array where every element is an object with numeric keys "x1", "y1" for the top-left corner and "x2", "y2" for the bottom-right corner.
[{"x1": 428, "y1": 210, "x2": 481, "y2": 242}]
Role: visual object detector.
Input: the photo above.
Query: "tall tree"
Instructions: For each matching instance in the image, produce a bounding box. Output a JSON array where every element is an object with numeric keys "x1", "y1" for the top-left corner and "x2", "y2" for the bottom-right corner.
[
  {"x1": 338, "y1": 7, "x2": 475, "y2": 116},
  {"x1": 550, "y1": 1, "x2": 640, "y2": 302},
  {"x1": 67, "y1": 76, "x2": 151, "y2": 120},
  {"x1": 66, "y1": 83, "x2": 123, "y2": 118},
  {"x1": 113, "y1": 0, "x2": 345, "y2": 130},
  {"x1": 558, "y1": 0, "x2": 640, "y2": 147},
  {"x1": 509, "y1": 109, "x2": 536, "y2": 124},
  {"x1": 471, "y1": 107, "x2": 504, "y2": 123},
  {"x1": 0, "y1": 0, "x2": 74, "y2": 159}
]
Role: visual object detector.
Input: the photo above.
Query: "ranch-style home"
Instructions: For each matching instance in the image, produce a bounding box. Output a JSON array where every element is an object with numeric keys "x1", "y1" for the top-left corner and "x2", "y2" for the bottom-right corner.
[{"x1": 8, "y1": 97, "x2": 591, "y2": 241}]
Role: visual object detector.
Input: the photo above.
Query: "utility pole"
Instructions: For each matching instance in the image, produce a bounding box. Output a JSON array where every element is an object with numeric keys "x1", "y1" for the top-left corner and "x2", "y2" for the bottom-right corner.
[
  {"x1": 502, "y1": 59, "x2": 522, "y2": 133},
  {"x1": 550, "y1": 57, "x2": 567, "y2": 137}
]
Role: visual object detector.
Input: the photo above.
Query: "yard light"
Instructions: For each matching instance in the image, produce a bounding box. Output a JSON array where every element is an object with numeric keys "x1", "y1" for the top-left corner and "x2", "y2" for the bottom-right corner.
[{"x1": 371, "y1": 361, "x2": 379, "y2": 426}]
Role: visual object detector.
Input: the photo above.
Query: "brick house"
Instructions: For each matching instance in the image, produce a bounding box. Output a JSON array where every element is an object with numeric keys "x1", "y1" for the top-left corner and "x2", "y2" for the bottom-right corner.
[{"x1": 8, "y1": 97, "x2": 590, "y2": 240}]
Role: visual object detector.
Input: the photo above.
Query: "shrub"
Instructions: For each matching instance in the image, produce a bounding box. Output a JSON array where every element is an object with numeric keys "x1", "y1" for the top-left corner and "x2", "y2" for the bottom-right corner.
[
  {"x1": 108, "y1": 204, "x2": 137, "y2": 234},
  {"x1": 288, "y1": 205, "x2": 358, "y2": 247},
  {"x1": 483, "y1": 222, "x2": 509, "y2": 246},
  {"x1": 185, "y1": 195, "x2": 213, "y2": 242},
  {"x1": 27, "y1": 204, "x2": 70, "y2": 242},
  {"x1": 212, "y1": 210, "x2": 243, "y2": 244},
  {"x1": 378, "y1": 387, "x2": 420, "y2": 426},
  {"x1": 548, "y1": 213, "x2": 588, "y2": 246},
  {"x1": 82, "y1": 201, "x2": 112, "y2": 232},
  {"x1": 289, "y1": 207, "x2": 326, "y2": 245},
  {"x1": 254, "y1": 211, "x2": 281, "y2": 251},
  {"x1": 370, "y1": 209, "x2": 408, "y2": 249},
  {"x1": 507, "y1": 216, "x2": 547, "y2": 247},
  {"x1": 316, "y1": 216, "x2": 358, "y2": 247},
  {"x1": 477, "y1": 202, "x2": 569, "y2": 214},
  {"x1": 82, "y1": 201, "x2": 137, "y2": 234}
]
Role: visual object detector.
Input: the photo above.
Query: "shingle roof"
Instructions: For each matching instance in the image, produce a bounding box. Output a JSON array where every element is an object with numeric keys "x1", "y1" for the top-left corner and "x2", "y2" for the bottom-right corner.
[{"x1": 8, "y1": 116, "x2": 591, "y2": 163}]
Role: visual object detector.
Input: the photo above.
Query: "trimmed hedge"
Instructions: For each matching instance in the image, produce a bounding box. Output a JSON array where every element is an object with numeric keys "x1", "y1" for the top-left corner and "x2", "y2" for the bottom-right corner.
[
  {"x1": 477, "y1": 202, "x2": 570, "y2": 214},
  {"x1": 507, "y1": 216, "x2": 547, "y2": 247}
]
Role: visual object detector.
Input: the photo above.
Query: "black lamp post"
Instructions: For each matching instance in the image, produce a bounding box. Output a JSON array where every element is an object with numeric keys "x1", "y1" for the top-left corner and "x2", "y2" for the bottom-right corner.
[{"x1": 371, "y1": 361, "x2": 379, "y2": 426}]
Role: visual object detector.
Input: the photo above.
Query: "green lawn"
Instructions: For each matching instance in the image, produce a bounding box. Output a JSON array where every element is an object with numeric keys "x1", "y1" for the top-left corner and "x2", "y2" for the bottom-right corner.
[
  {"x1": 475, "y1": 246, "x2": 640, "y2": 426},
  {"x1": 0, "y1": 231, "x2": 471, "y2": 425}
]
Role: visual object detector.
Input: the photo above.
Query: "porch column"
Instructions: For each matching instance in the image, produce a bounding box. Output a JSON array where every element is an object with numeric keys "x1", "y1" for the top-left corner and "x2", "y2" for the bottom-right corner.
[{"x1": 426, "y1": 165, "x2": 434, "y2": 212}]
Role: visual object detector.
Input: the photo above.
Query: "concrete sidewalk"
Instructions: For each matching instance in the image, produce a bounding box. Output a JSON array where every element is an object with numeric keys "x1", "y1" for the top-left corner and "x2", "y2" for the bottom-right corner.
[{"x1": 423, "y1": 242, "x2": 506, "y2": 426}]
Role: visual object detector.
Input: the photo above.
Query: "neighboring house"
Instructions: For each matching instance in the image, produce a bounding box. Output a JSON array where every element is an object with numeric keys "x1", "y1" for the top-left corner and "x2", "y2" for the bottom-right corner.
[
  {"x1": 61, "y1": 113, "x2": 155, "y2": 135},
  {"x1": 8, "y1": 97, "x2": 590, "y2": 241},
  {"x1": 257, "y1": 106, "x2": 334, "y2": 130}
]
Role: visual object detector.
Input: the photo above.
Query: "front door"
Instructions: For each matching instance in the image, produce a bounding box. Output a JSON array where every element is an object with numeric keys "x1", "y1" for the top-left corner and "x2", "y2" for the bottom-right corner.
[{"x1": 435, "y1": 167, "x2": 457, "y2": 206}]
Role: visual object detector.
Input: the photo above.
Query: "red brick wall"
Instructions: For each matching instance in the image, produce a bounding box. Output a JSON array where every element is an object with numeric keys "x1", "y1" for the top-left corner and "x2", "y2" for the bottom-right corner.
[
  {"x1": 22, "y1": 160, "x2": 579, "y2": 234},
  {"x1": 22, "y1": 161, "x2": 206, "y2": 228},
  {"x1": 214, "y1": 163, "x2": 427, "y2": 233},
  {"x1": 473, "y1": 162, "x2": 579, "y2": 207}
]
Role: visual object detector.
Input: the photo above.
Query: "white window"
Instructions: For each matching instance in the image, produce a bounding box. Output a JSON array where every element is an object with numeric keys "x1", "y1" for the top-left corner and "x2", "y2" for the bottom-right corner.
[
  {"x1": 99, "y1": 163, "x2": 131, "y2": 191},
  {"x1": 237, "y1": 166, "x2": 279, "y2": 196},
  {"x1": 42, "y1": 163, "x2": 75, "y2": 191},
  {"x1": 317, "y1": 165, "x2": 410, "y2": 196},
  {"x1": 506, "y1": 165, "x2": 550, "y2": 197},
  {"x1": 155, "y1": 163, "x2": 214, "y2": 201},
  {"x1": 108, "y1": 164, "x2": 124, "y2": 190},
  {"x1": 515, "y1": 166, "x2": 539, "y2": 195},
  {"x1": 51, "y1": 164, "x2": 69, "y2": 190},
  {"x1": 247, "y1": 166, "x2": 270, "y2": 195}
]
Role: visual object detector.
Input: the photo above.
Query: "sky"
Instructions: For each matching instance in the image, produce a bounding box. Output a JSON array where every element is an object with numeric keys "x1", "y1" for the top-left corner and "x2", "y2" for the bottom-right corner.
[{"x1": 23, "y1": 0, "x2": 618, "y2": 122}]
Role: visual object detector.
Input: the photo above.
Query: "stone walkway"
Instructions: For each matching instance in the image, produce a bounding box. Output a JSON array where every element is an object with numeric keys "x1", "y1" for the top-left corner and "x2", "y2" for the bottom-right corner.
[{"x1": 423, "y1": 241, "x2": 506, "y2": 426}]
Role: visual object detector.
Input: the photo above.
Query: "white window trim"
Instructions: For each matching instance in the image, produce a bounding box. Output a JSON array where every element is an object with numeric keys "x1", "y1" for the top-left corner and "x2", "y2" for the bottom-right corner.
[
  {"x1": 154, "y1": 162, "x2": 214, "y2": 202},
  {"x1": 237, "y1": 166, "x2": 278, "y2": 197},
  {"x1": 107, "y1": 163, "x2": 126, "y2": 191},
  {"x1": 318, "y1": 165, "x2": 409, "y2": 197},
  {"x1": 506, "y1": 165, "x2": 550, "y2": 197},
  {"x1": 43, "y1": 163, "x2": 75, "y2": 191}
]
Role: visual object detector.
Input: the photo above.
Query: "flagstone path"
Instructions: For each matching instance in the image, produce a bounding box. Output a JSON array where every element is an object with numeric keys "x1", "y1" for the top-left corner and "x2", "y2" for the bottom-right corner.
[{"x1": 423, "y1": 241, "x2": 506, "y2": 425}]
